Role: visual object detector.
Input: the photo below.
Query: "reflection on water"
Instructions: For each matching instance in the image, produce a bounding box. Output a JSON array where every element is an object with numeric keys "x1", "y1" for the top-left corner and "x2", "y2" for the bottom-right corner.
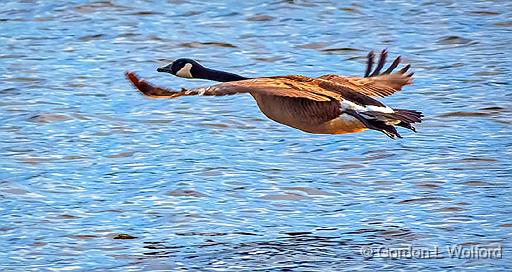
[{"x1": 1, "y1": 0, "x2": 511, "y2": 270}]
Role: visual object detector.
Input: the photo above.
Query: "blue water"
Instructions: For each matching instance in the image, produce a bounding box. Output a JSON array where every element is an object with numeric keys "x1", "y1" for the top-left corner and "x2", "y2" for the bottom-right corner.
[{"x1": 1, "y1": 0, "x2": 511, "y2": 271}]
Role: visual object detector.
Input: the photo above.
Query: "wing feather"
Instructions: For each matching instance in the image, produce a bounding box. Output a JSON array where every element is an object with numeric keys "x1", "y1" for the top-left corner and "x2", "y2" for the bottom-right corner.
[
  {"x1": 126, "y1": 72, "x2": 339, "y2": 102},
  {"x1": 318, "y1": 50, "x2": 413, "y2": 98},
  {"x1": 317, "y1": 74, "x2": 412, "y2": 98}
]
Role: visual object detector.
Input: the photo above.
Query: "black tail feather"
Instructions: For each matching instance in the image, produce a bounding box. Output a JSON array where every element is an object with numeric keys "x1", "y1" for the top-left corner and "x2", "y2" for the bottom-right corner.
[
  {"x1": 393, "y1": 109, "x2": 423, "y2": 132},
  {"x1": 345, "y1": 109, "x2": 423, "y2": 139},
  {"x1": 393, "y1": 109, "x2": 423, "y2": 124}
]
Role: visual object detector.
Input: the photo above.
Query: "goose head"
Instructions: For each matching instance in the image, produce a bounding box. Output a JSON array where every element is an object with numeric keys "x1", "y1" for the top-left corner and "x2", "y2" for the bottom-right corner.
[
  {"x1": 157, "y1": 58, "x2": 248, "y2": 82},
  {"x1": 157, "y1": 58, "x2": 203, "y2": 79}
]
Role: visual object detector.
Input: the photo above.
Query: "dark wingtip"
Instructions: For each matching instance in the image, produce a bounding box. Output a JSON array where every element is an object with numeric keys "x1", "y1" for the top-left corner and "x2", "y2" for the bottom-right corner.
[
  {"x1": 370, "y1": 49, "x2": 387, "y2": 77},
  {"x1": 400, "y1": 64, "x2": 411, "y2": 73},
  {"x1": 365, "y1": 51, "x2": 375, "y2": 77},
  {"x1": 382, "y1": 56, "x2": 401, "y2": 74}
]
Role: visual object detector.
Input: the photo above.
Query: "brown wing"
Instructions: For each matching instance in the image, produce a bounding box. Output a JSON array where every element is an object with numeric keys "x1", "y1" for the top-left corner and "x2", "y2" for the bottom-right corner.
[
  {"x1": 126, "y1": 71, "x2": 340, "y2": 102},
  {"x1": 317, "y1": 74, "x2": 412, "y2": 98},
  {"x1": 126, "y1": 71, "x2": 243, "y2": 99},
  {"x1": 275, "y1": 74, "x2": 388, "y2": 108},
  {"x1": 318, "y1": 49, "x2": 413, "y2": 98}
]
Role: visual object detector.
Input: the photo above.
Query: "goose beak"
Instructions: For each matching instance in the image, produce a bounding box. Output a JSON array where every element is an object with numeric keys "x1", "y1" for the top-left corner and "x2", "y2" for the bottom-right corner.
[{"x1": 157, "y1": 65, "x2": 172, "y2": 73}]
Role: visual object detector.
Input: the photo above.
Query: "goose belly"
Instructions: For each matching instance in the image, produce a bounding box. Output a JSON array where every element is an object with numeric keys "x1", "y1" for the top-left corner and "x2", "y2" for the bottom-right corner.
[
  {"x1": 318, "y1": 114, "x2": 367, "y2": 134},
  {"x1": 251, "y1": 94, "x2": 366, "y2": 134}
]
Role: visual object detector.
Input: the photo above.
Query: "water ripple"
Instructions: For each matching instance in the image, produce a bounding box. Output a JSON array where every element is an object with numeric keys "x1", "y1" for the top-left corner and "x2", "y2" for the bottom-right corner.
[{"x1": 1, "y1": 0, "x2": 511, "y2": 270}]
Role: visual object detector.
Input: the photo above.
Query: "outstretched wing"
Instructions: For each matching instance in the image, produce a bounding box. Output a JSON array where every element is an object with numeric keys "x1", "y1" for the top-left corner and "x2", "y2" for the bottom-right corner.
[
  {"x1": 126, "y1": 71, "x2": 340, "y2": 102},
  {"x1": 318, "y1": 49, "x2": 413, "y2": 98},
  {"x1": 126, "y1": 71, "x2": 243, "y2": 99}
]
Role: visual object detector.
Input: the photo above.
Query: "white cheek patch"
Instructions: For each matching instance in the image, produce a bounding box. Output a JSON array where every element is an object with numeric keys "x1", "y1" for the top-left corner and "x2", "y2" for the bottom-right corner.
[{"x1": 176, "y1": 63, "x2": 193, "y2": 78}]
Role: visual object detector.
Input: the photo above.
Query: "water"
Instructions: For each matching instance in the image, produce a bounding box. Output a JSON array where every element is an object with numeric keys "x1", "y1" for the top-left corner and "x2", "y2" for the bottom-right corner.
[{"x1": 1, "y1": 0, "x2": 511, "y2": 270}]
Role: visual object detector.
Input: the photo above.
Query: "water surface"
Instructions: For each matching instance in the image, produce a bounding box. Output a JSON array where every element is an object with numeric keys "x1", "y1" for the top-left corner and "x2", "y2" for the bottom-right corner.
[{"x1": 1, "y1": 0, "x2": 511, "y2": 270}]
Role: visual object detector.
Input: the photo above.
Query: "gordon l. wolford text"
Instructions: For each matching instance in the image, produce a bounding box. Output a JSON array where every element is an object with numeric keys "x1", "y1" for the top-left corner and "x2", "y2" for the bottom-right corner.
[{"x1": 360, "y1": 243, "x2": 503, "y2": 259}]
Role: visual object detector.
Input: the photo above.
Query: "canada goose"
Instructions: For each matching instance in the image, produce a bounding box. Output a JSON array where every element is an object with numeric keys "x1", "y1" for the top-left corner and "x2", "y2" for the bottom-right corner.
[{"x1": 126, "y1": 50, "x2": 422, "y2": 138}]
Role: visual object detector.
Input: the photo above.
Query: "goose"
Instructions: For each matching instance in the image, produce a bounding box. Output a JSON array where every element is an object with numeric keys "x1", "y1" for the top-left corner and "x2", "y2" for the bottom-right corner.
[{"x1": 126, "y1": 50, "x2": 422, "y2": 138}]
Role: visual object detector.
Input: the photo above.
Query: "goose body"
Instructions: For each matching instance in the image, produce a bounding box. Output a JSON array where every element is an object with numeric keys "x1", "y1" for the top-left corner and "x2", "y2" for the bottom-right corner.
[
  {"x1": 127, "y1": 50, "x2": 422, "y2": 138},
  {"x1": 251, "y1": 92, "x2": 367, "y2": 134}
]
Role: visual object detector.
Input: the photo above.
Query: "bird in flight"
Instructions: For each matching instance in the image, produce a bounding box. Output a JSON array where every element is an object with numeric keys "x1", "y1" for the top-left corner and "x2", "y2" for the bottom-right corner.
[{"x1": 126, "y1": 50, "x2": 422, "y2": 138}]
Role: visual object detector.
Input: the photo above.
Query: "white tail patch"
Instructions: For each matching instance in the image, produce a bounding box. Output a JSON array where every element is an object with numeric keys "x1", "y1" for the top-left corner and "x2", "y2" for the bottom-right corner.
[
  {"x1": 340, "y1": 99, "x2": 394, "y2": 113},
  {"x1": 176, "y1": 63, "x2": 193, "y2": 78}
]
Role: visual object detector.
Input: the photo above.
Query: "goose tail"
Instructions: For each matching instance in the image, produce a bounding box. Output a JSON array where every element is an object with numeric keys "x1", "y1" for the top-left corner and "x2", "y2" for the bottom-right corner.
[{"x1": 346, "y1": 109, "x2": 423, "y2": 139}]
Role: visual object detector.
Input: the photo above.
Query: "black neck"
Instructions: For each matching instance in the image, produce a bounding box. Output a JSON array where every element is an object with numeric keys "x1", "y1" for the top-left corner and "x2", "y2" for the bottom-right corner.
[{"x1": 194, "y1": 67, "x2": 249, "y2": 82}]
